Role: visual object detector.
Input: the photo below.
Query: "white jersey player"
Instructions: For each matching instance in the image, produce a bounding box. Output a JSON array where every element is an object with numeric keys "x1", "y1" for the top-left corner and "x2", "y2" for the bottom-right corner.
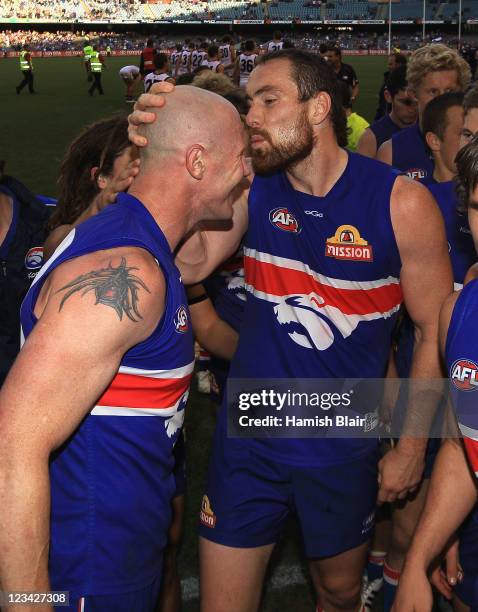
[
  {"x1": 191, "y1": 44, "x2": 208, "y2": 71},
  {"x1": 203, "y1": 45, "x2": 225, "y2": 73},
  {"x1": 234, "y1": 41, "x2": 257, "y2": 88},
  {"x1": 176, "y1": 47, "x2": 193, "y2": 76},
  {"x1": 144, "y1": 53, "x2": 175, "y2": 92},
  {"x1": 118, "y1": 65, "x2": 140, "y2": 102},
  {"x1": 219, "y1": 36, "x2": 236, "y2": 72},
  {"x1": 266, "y1": 31, "x2": 284, "y2": 53}
]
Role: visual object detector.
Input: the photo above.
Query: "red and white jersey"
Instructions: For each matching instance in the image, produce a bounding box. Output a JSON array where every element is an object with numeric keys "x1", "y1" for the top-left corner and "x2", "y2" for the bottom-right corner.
[
  {"x1": 144, "y1": 71, "x2": 171, "y2": 92},
  {"x1": 239, "y1": 52, "x2": 257, "y2": 87}
]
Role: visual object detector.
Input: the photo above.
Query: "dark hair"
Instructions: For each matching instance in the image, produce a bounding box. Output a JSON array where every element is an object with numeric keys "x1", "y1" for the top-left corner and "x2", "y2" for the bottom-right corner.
[
  {"x1": 456, "y1": 134, "x2": 478, "y2": 211},
  {"x1": 244, "y1": 39, "x2": 255, "y2": 52},
  {"x1": 48, "y1": 115, "x2": 130, "y2": 232},
  {"x1": 326, "y1": 44, "x2": 341, "y2": 58},
  {"x1": 175, "y1": 43, "x2": 183, "y2": 52},
  {"x1": 273, "y1": 30, "x2": 282, "y2": 40},
  {"x1": 283, "y1": 39, "x2": 294, "y2": 49},
  {"x1": 146, "y1": 38, "x2": 154, "y2": 47},
  {"x1": 337, "y1": 80, "x2": 352, "y2": 109},
  {"x1": 422, "y1": 91, "x2": 464, "y2": 141},
  {"x1": 208, "y1": 44, "x2": 219, "y2": 57},
  {"x1": 256, "y1": 48, "x2": 348, "y2": 147},
  {"x1": 222, "y1": 35, "x2": 232, "y2": 44},
  {"x1": 176, "y1": 73, "x2": 195, "y2": 84},
  {"x1": 200, "y1": 41, "x2": 208, "y2": 50},
  {"x1": 391, "y1": 52, "x2": 407, "y2": 67},
  {"x1": 386, "y1": 64, "x2": 408, "y2": 97},
  {"x1": 319, "y1": 43, "x2": 328, "y2": 54},
  {"x1": 223, "y1": 89, "x2": 250, "y2": 115},
  {"x1": 153, "y1": 52, "x2": 168, "y2": 71},
  {"x1": 464, "y1": 83, "x2": 478, "y2": 115}
]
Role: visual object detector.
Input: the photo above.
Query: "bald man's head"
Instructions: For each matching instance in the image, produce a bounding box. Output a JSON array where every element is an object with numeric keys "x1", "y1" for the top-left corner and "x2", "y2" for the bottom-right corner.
[{"x1": 138, "y1": 85, "x2": 242, "y2": 172}]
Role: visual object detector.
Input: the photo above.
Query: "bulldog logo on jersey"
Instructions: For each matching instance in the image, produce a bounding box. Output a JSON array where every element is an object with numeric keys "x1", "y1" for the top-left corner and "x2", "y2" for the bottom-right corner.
[
  {"x1": 325, "y1": 225, "x2": 373, "y2": 262},
  {"x1": 174, "y1": 305, "x2": 189, "y2": 334},
  {"x1": 451, "y1": 359, "x2": 478, "y2": 391},
  {"x1": 200, "y1": 495, "x2": 217, "y2": 528},
  {"x1": 269, "y1": 207, "x2": 301, "y2": 234},
  {"x1": 25, "y1": 246, "x2": 44, "y2": 271},
  {"x1": 406, "y1": 168, "x2": 426, "y2": 181}
]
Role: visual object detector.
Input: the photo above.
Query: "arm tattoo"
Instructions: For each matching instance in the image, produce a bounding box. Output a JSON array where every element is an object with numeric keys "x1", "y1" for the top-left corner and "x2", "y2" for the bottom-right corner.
[{"x1": 56, "y1": 257, "x2": 151, "y2": 322}]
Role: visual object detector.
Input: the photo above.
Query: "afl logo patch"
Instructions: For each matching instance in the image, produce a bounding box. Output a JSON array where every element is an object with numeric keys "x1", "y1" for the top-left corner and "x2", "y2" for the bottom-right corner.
[
  {"x1": 451, "y1": 359, "x2": 478, "y2": 391},
  {"x1": 174, "y1": 305, "x2": 189, "y2": 334},
  {"x1": 269, "y1": 207, "x2": 301, "y2": 234},
  {"x1": 406, "y1": 168, "x2": 426, "y2": 181},
  {"x1": 25, "y1": 246, "x2": 44, "y2": 270}
]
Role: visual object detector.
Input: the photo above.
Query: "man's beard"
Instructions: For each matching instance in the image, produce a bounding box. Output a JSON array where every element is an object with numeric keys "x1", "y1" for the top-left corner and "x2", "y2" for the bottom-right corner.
[{"x1": 249, "y1": 110, "x2": 315, "y2": 175}]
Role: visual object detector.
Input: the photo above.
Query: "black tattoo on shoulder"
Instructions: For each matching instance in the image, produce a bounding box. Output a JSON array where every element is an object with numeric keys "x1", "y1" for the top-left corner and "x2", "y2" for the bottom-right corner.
[{"x1": 56, "y1": 257, "x2": 151, "y2": 322}]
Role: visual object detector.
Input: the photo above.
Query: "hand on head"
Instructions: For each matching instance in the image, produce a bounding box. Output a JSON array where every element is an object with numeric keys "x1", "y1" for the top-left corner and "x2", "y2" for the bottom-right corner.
[{"x1": 128, "y1": 81, "x2": 175, "y2": 147}]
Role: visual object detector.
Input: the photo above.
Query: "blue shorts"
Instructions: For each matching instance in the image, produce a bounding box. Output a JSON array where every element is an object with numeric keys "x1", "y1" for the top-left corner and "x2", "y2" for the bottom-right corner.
[
  {"x1": 66, "y1": 574, "x2": 162, "y2": 612},
  {"x1": 199, "y1": 430, "x2": 379, "y2": 558},
  {"x1": 455, "y1": 508, "x2": 478, "y2": 607},
  {"x1": 173, "y1": 429, "x2": 186, "y2": 497}
]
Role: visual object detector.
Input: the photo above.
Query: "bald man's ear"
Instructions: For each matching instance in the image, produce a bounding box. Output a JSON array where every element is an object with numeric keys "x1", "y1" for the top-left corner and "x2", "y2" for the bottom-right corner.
[
  {"x1": 310, "y1": 91, "x2": 331, "y2": 127},
  {"x1": 186, "y1": 145, "x2": 207, "y2": 180}
]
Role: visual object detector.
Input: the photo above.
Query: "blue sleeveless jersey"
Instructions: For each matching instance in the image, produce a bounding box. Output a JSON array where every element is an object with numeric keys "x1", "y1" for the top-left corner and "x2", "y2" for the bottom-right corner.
[
  {"x1": 446, "y1": 280, "x2": 478, "y2": 479},
  {"x1": 370, "y1": 113, "x2": 401, "y2": 150},
  {"x1": 20, "y1": 193, "x2": 194, "y2": 597},
  {"x1": 395, "y1": 181, "x2": 476, "y2": 378},
  {"x1": 224, "y1": 153, "x2": 403, "y2": 466},
  {"x1": 391, "y1": 124, "x2": 434, "y2": 184}
]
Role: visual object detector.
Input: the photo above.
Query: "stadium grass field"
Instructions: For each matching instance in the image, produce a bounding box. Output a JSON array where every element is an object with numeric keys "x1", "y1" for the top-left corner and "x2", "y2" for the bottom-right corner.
[{"x1": 1, "y1": 54, "x2": 388, "y2": 611}]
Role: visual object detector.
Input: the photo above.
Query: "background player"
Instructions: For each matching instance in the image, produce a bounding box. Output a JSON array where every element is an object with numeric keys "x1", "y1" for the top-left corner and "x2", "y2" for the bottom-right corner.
[
  {"x1": 119, "y1": 64, "x2": 141, "y2": 102},
  {"x1": 144, "y1": 53, "x2": 175, "y2": 93},
  {"x1": 233, "y1": 39, "x2": 257, "y2": 88},
  {"x1": 378, "y1": 43, "x2": 471, "y2": 182},
  {"x1": 325, "y1": 44, "x2": 360, "y2": 102},
  {"x1": 219, "y1": 35, "x2": 236, "y2": 75},
  {"x1": 357, "y1": 66, "x2": 418, "y2": 158},
  {"x1": 203, "y1": 45, "x2": 225, "y2": 73}
]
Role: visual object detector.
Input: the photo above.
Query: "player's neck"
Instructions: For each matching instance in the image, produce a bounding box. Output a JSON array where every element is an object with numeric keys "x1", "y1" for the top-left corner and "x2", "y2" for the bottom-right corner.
[
  {"x1": 285, "y1": 139, "x2": 348, "y2": 198},
  {"x1": 128, "y1": 179, "x2": 194, "y2": 252},
  {"x1": 432, "y1": 156, "x2": 454, "y2": 183},
  {"x1": 389, "y1": 109, "x2": 412, "y2": 129}
]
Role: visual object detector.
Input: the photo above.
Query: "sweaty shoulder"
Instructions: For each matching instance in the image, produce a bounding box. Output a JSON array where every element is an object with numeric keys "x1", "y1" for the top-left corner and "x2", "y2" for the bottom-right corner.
[{"x1": 376, "y1": 138, "x2": 392, "y2": 165}]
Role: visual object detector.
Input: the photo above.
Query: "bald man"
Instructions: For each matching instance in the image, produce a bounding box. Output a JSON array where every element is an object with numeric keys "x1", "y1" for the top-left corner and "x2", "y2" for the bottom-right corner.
[{"x1": 0, "y1": 86, "x2": 248, "y2": 612}]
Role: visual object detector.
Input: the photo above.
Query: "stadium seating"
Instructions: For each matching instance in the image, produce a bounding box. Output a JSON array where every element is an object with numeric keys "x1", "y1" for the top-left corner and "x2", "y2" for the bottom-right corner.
[{"x1": 0, "y1": 0, "x2": 476, "y2": 22}]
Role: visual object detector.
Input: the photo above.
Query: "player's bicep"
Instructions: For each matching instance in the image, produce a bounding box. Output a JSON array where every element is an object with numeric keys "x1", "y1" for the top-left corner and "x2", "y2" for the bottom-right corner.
[
  {"x1": 0, "y1": 249, "x2": 165, "y2": 455},
  {"x1": 392, "y1": 178, "x2": 453, "y2": 336}
]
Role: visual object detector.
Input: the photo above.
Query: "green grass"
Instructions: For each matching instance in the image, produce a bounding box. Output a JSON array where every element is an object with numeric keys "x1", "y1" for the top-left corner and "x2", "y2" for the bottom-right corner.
[
  {"x1": 1, "y1": 54, "x2": 389, "y2": 610},
  {"x1": 0, "y1": 55, "x2": 387, "y2": 196}
]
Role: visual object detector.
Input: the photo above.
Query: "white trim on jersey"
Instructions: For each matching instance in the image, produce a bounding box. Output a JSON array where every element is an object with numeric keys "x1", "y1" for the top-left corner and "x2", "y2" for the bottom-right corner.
[
  {"x1": 239, "y1": 53, "x2": 257, "y2": 87},
  {"x1": 267, "y1": 41, "x2": 283, "y2": 53},
  {"x1": 177, "y1": 50, "x2": 191, "y2": 75},
  {"x1": 203, "y1": 60, "x2": 221, "y2": 72},
  {"x1": 144, "y1": 72, "x2": 170, "y2": 92}
]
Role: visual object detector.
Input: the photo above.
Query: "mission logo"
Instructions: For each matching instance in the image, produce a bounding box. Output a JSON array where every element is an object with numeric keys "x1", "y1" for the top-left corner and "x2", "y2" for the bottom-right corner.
[{"x1": 325, "y1": 225, "x2": 373, "y2": 262}]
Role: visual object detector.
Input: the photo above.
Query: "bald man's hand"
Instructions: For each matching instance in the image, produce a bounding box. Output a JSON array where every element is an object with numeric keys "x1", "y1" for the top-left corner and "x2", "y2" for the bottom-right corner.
[{"x1": 128, "y1": 81, "x2": 175, "y2": 147}]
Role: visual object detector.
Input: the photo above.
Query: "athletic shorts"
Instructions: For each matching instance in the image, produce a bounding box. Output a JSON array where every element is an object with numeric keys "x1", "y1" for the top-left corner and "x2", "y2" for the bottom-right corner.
[
  {"x1": 455, "y1": 508, "x2": 478, "y2": 607},
  {"x1": 199, "y1": 429, "x2": 379, "y2": 558},
  {"x1": 173, "y1": 429, "x2": 186, "y2": 497},
  {"x1": 66, "y1": 574, "x2": 162, "y2": 612}
]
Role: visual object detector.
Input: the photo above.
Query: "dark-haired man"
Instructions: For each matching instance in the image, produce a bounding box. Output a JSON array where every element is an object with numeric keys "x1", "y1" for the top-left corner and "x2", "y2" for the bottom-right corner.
[
  {"x1": 358, "y1": 65, "x2": 418, "y2": 158},
  {"x1": 375, "y1": 52, "x2": 407, "y2": 120},
  {"x1": 130, "y1": 50, "x2": 452, "y2": 612},
  {"x1": 325, "y1": 44, "x2": 359, "y2": 102}
]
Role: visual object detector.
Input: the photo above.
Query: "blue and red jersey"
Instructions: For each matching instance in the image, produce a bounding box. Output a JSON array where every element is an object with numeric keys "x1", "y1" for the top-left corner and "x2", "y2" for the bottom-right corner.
[
  {"x1": 446, "y1": 280, "x2": 478, "y2": 478},
  {"x1": 223, "y1": 153, "x2": 403, "y2": 466},
  {"x1": 391, "y1": 124, "x2": 435, "y2": 184},
  {"x1": 20, "y1": 193, "x2": 194, "y2": 597}
]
